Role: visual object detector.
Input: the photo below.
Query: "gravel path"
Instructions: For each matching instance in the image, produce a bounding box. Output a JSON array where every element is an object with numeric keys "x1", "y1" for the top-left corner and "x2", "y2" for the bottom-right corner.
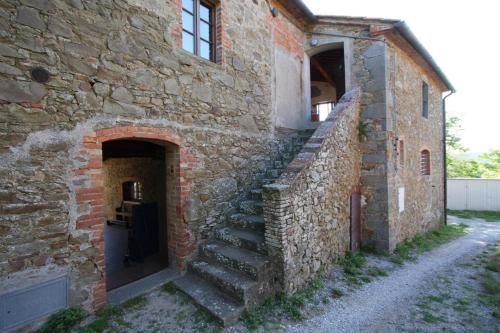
[{"x1": 287, "y1": 217, "x2": 500, "y2": 333}]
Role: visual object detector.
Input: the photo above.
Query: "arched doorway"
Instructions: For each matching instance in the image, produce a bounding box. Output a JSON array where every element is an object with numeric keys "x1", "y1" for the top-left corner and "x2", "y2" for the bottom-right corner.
[
  {"x1": 308, "y1": 43, "x2": 346, "y2": 122},
  {"x1": 102, "y1": 139, "x2": 171, "y2": 291},
  {"x1": 73, "y1": 126, "x2": 193, "y2": 309}
]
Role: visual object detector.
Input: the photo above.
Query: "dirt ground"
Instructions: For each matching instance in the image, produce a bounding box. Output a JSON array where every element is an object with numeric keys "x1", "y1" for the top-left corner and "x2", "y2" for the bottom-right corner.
[{"x1": 74, "y1": 216, "x2": 499, "y2": 333}]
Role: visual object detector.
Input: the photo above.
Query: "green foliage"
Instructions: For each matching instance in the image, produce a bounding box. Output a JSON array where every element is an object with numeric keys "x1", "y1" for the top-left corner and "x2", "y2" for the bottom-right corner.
[
  {"x1": 331, "y1": 288, "x2": 344, "y2": 298},
  {"x1": 446, "y1": 116, "x2": 467, "y2": 152},
  {"x1": 447, "y1": 155, "x2": 483, "y2": 178},
  {"x1": 479, "y1": 245, "x2": 500, "y2": 317},
  {"x1": 342, "y1": 252, "x2": 367, "y2": 276},
  {"x1": 122, "y1": 296, "x2": 147, "y2": 310},
  {"x1": 241, "y1": 274, "x2": 326, "y2": 330},
  {"x1": 448, "y1": 210, "x2": 500, "y2": 222},
  {"x1": 358, "y1": 121, "x2": 368, "y2": 141},
  {"x1": 391, "y1": 224, "x2": 468, "y2": 264},
  {"x1": 367, "y1": 266, "x2": 388, "y2": 277},
  {"x1": 38, "y1": 307, "x2": 86, "y2": 333}
]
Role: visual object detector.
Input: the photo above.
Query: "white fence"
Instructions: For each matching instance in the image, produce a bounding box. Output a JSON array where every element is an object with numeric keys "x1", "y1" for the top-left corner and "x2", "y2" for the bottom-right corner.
[{"x1": 447, "y1": 179, "x2": 500, "y2": 211}]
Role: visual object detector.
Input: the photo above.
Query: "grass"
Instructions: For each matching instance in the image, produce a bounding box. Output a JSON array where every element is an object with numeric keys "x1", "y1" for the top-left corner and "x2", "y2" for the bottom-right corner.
[
  {"x1": 331, "y1": 287, "x2": 344, "y2": 298},
  {"x1": 367, "y1": 266, "x2": 388, "y2": 277},
  {"x1": 342, "y1": 251, "x2": 367, "y2": 276},
  {"x1": 391, "y1": 223, "x2": 468, "y2": 264},
  {"x1": 241, "y1": 274, "x2": 326, "y2": 331},
  {"x1": 421, "y1": 310, "x2": 447, "y2": 323},
  {"x1": 75, "y1": 296, "x2": 148, "y2": 333},
  {"x1": 38, "y1": 307, "x2": 86, "y2": 333},
  {"x1": 448, "y1": 210, "x2": 500, "y2": 222},
  {"x1": 479, "y1": 244, "x2": 500, "y2": 317}
]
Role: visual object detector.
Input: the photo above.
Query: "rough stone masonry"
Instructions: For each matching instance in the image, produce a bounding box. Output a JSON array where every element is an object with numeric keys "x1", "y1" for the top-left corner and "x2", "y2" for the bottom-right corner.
[{"x1": 0, "y1": 0, "x2": 453, "y2": 330}]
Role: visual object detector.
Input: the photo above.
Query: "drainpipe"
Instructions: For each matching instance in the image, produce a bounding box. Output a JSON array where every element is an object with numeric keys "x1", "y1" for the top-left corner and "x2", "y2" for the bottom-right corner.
[{"x1": 442, "y1": 90, "x2": 454, "y2": 225}]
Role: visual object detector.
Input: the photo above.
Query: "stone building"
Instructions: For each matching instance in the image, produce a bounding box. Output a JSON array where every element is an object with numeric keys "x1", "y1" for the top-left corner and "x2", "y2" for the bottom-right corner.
[{"x1": 0, "y1": 0, "x2": 453, "y2": 329}]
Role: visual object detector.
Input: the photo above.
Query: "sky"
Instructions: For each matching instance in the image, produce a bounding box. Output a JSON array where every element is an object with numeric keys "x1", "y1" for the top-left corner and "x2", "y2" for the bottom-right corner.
[{"x1": 303, "y1": 0, "x2": 500, "y2": 153}]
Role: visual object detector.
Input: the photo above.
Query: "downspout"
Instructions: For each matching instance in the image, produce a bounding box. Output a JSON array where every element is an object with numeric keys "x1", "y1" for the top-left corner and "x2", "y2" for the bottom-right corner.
[{"x1": 442, "y1": 91, "x2": 454, "y2": 225}]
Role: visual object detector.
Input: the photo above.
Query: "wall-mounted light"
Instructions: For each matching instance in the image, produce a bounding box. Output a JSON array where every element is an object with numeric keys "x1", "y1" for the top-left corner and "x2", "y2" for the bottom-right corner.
[{"x1": 310, "y1": 39, "x2": 319, "y2": 47}]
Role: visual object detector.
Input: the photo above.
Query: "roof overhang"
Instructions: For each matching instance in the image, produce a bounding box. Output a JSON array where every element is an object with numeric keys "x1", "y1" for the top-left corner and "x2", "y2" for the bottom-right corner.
[
  {"x1": 371, "y1": 21, "x2": 455, "y2": 93},
  {"x1": 275, "y1": 0, "x2": 317, "y2": 24}
]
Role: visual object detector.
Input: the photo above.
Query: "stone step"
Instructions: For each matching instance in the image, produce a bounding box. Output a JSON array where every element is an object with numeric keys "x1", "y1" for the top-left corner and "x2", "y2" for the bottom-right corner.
[
  {"x1": 188, "y1": 260, "x2": 260, "y2": 306},
  {"x1": 258, "y1": 178, "x2": 275, "y2": 186},
  {"x1": 215, "y1": 226, "x2": 266, "y2": 254},
  {"x1": 250, "y1": 188, "x2": 263, "y2": 200},
  {"x1": 173, "y1": 273, "x2": 244, "y2": 326},
  {"x1": 240, "y1": 200, "x2": 263, "y2": 215},
  {"x1": 199, "y1": 240, "x2": 271, "y2": 280},
  {"x1": 266, "y1": 168, "x2": 282, "y2": 178},
  {"x1": 229, "y1": 213, "x2": 265, "y2": 232}
]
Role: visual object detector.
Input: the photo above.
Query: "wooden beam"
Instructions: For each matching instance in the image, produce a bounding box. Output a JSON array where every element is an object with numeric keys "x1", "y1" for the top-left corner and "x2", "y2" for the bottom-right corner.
[{"x1": 310, "y1": 57, "x2": 336, "y2": 88}]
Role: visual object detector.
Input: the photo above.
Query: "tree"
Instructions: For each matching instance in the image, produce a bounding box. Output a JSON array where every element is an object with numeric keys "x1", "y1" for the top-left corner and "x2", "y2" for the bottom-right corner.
[
  {"x1": 446, "y1": 116, "x2": 467, "y2": 152},
  {"x1": 480, "y1": 150, "x2": 500, "y2": 178}
]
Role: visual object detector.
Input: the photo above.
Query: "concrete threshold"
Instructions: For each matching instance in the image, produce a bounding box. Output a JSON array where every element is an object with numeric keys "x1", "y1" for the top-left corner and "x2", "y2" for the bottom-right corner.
[{"x1": 107, "y1": 268, "x2": 180, "y2": 304}]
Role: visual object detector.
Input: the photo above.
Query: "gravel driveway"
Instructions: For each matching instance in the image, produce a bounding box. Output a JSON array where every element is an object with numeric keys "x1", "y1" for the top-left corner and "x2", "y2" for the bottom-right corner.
[{"x1": 287, "y1": 217, "x2": 500, "y2": 333}]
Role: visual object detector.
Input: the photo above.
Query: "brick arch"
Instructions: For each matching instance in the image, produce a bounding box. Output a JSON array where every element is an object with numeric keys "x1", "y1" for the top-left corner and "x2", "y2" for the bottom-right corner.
[{"x1": 73, "y1": 126, "x2": 196, "y2": 310}]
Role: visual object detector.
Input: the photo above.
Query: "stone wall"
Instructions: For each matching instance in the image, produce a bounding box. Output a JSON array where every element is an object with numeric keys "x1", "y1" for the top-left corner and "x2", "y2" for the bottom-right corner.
[
  {"x1": 309, "y1": 21, "x2": 390, "y2": 251},
  {"x1": 385, "y1": 42, "x2": 445, "y2": 249},
  {"x1": 263, "y1": 90, "x2": 361, "y2": 292},
  {"x1": 0, "y1": 0, "x2": 306, "y2": 313}
]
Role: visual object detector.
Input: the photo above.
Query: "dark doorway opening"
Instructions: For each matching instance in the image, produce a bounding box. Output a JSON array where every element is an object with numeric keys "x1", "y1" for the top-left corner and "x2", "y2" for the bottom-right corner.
[
  {"x1": 350, "y1": 192, "x2": 361, "y2": 252},
  {"x1": 310, "y1": 47, "x2": 345, "y2": 121},
  {"x1": 102, "y1": 139, "x2": 168, "y2": 291}
]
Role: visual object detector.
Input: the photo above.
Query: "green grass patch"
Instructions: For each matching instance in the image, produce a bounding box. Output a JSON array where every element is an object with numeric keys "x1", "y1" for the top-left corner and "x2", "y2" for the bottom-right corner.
[
  {"x1": 479, "y1": 244, "x2": 500, "y2": 317},
  {"x1": 162, "y1": 281, "x2": 191, "y2": 305},
  {"x1": 367, "y1": 266, "x2": 388, "y2": 277},
  {"x1": 331, "y1": 287, "x2": 344, "y2": 298},
  {"x1": 448, "y1": 210, "x2": 500, "y2": 222},
  {"x1": 121, "y1": 295, "x2": 147, "y2": 310},
  {"x1": 241, "y1": 274, "x2": 326, "y2": 330},
  {"x1": 421, "y1": 310, "x2": 447, "y2": 323},
  {"x1": 342, "y1": 252, "x2": 367, "y2": 276},
  {"x1": 391, "y1": 224, "x2": 468, "y2": 264},
  {"x1": 38, "y1": 307, "x2": 86, "y2": 333}
]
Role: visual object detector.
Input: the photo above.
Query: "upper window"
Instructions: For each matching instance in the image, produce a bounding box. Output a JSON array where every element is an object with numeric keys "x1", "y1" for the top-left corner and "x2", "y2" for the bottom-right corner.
[
  {"x1": 422, "y1": 81, "x2": 429, "y2": 118},
  {"x1": 182, "y1": 0, "x2": 215, "y2": 61},
  {"x1": 420, "y1": 149, "x2": 430, "y2": 176}
]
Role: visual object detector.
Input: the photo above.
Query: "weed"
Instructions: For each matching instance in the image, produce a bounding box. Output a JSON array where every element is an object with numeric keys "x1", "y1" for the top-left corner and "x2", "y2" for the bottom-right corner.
[
  {"x1": 421, "y1": 310, "x2": 447, "y2": 323},
  {"x1": 322, "y1": 297, "x2": 330, "y2": 304},
  {"x1": 342, "y1": 252, "x2": 366, "y2": 276},
  {"x1": 424, "y1": 293, "x2": 450, "y2": 304},
  {"x1": 162, "y1": 281, "x2": 191, "y2": 305},
  {"x1": 367, "y1": 266, "x2": 388, "y2": 277},
  {"x1": 39, "y1": 307, "x2": 86, "y2": 333},
  {"x1": 391, "y1": 224, "x2": 468, "y2": 264},
  {"x1": 78, "y1": 318, "x2": 108, "y2": 333},
  {"x1": 122, "y1": 296, "x2": 147, "y2": 310},
  {"x1": 331, "y1": 288, "x2": 344, "y2": 298},
  {"x1": 359, "y1": 276, "x2": 371, "y2": 283},
  {"x1": 241, "y1": 309, "x2": 262, "y2": 331}
]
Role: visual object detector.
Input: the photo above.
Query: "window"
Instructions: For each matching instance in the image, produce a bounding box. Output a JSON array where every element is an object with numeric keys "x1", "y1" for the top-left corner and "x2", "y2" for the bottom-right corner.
[
  {"x1": 398, "y1": 140, "x2": 404, "y2": 169},
  {"x1": 182, "y1": 0, "x2": 215, "y2": 61},
  {"x1": 312, "y1": 102, "x2": 335, "y2": 122},
  {"x1": 420, "y1": 149, "x2": 430, "y2": 176},
  {"x1": 422, "y1": 81, "x2": 429, "y2": 118}
]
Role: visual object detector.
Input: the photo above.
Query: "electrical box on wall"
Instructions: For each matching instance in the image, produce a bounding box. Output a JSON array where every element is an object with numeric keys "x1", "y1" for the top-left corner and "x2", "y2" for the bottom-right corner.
[{"x1": 0, "y1": 276, "x2": 68, "y2": 332}]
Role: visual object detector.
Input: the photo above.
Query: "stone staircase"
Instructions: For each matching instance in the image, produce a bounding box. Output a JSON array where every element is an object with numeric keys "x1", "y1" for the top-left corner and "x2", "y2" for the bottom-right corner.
[{"x1": 173, "y1": 129, "x2": 314, "y2": 326}]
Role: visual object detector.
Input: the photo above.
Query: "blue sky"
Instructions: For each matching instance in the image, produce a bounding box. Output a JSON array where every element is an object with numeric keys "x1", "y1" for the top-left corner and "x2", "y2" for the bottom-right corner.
[{"x1": 303, "y1": 0, "x2": 500, "y2": 153}]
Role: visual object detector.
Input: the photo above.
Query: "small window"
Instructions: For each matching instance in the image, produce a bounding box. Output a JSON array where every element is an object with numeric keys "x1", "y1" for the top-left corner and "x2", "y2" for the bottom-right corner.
[
  {"x1": 182, "y1": 0, "x2": 215, "y2": 61},
  {"x1": 399, "y1": 140, "x2": 404, "y2": 169},
  {"x1": 422, "y1": 81, "x2": 429, "y2": 118},
  {"x1": 420, "y1": 150, "x2": 430, "y2": 176}
]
